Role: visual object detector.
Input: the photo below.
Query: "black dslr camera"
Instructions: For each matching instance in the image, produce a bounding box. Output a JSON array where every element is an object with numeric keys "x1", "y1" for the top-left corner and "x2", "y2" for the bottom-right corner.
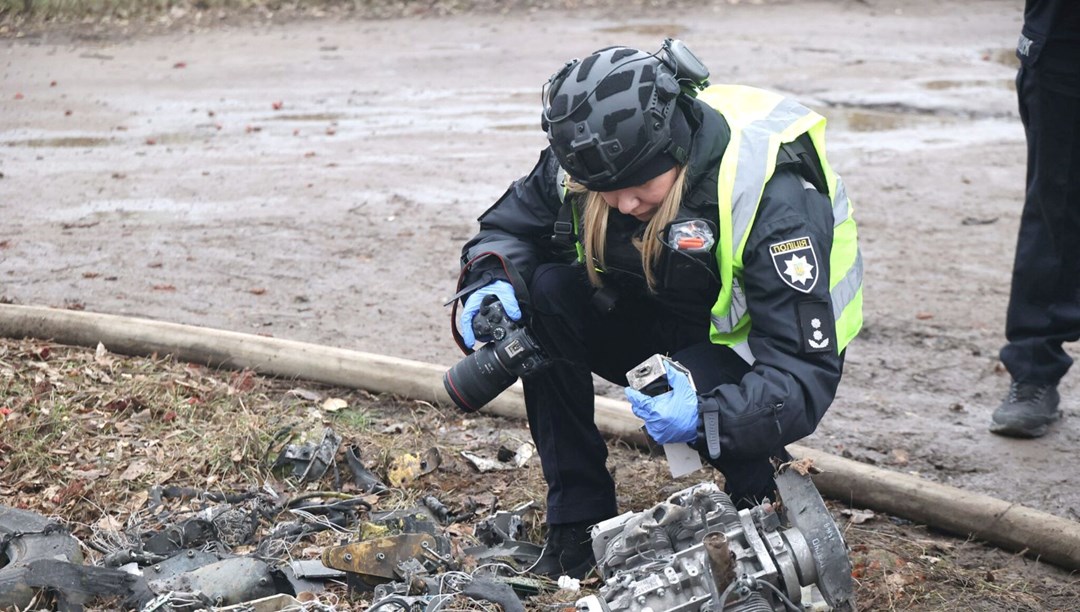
[{"x1": 443, "y1": 297, "x2": 546, "y2": 413}]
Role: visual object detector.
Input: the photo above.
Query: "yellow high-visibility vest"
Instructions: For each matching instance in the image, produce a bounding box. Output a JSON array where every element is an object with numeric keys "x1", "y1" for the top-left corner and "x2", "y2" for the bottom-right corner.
[{"x1": 698, "y1": 84, "x2": 862, "y2": 361}]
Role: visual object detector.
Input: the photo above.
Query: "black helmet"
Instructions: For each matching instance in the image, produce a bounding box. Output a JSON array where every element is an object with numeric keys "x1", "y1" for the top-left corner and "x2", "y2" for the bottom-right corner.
[{"x1": 541, "y1": 42, "x2": 704, "y2": 191}]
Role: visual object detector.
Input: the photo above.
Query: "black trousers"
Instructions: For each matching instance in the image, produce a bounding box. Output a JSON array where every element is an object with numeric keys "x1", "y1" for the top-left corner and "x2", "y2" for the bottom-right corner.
[
  {"x1": 1000, "y1": 65, "x2": 1080, "y2": 385},
  {"x1": 522, "y1": 263, "x2": 785, "y2": 525}
]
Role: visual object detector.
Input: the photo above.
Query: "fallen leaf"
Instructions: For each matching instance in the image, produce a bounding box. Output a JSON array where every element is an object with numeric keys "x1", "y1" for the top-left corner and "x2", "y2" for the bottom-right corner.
[
  {"x1": 387, "y1": 453, "x2": 421, "y2": 487},
  {"x1": 94, "y1": 514, "x2": 123, "y2": 532},
  {"x1": 272, "y1": 101, "x2": 283, "y2": 110},
  {"x1": 889, "y1": 448, "x2": 909, "y2": 466},
  {"x1": 287, "y1": 388, "x2": 322, "y2": 402},
  {"x1": 125, "y1": 490, "x2": 149, "y2": 514},
  {"x1": 841, "y1": 508, "x2": 876, "y2": 524},
  {"x1": 94, "y1": 342, "x2": 114, "y2": 366},
  {"x1": 152, "y1": 284, "x2": 176, "y2": 291},
  {"x1": 321, "y1": 397, "x2": 347, "y2": 412},
  {"x1": 119, "y1": 459, "x2": 151, "y2": 481},
  {"x1": 915, "y1": 312, "x2": 933, "y2": 320},
  {"x1": 173, "y1": 61, "x2": 187, "y2": 68}
]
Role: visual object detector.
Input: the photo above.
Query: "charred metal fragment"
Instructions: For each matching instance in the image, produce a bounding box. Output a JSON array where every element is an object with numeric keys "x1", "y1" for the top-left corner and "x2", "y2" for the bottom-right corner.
[
  {"x1": 271, "y1": 426, "x2": 342, "y2": 483},
  {"x1": 147, "y1": 556, "x2": 277, "y2": 608},
  {"x1": 0, "y1": 506, "x2": 134, "y2": 611},
  {"x1": 473, "y1": 502, "x2": 536, "y2": 547},
  {"x1": 321, "y1": 532, "x2": 455, "y2": 591},
  {"x1": 344, "y1": 444, "x2": 389, "y2": 494}
]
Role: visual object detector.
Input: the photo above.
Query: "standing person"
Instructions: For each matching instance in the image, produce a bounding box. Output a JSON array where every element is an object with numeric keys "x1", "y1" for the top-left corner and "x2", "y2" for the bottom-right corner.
[
  {"x1": 990, "y1": 0, "x2": 1080, "y2": 438},
  {"x1": 447, "y1": 40, "x2": 862, "y2": 578}
]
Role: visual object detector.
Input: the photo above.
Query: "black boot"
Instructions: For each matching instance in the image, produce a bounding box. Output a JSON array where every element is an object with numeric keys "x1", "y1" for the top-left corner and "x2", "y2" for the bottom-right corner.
[
  {"x1": 990, "y1": 381, "x2": 1062, "y2": 438},
  {"x1": 530, "y1": 521, "x2": 596, "y2": 579}
]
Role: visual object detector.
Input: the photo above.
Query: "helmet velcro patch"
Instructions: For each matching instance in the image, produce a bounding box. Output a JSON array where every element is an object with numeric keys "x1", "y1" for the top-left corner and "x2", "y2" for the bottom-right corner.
[
  {"x1": 603, "y1": 108, "x2": 636, "y2": 136},
  {"x1": 549, "y1": 94, "x2": 568, "y2": 118},
  {"x1": 641, "y1": 63, "x2": 656, "y2": 83},
  {"x1": 569, "y1": 96, "x2": 591, "y2": 122},
  {"x1": 611, "y1": 48, "x2": 637, "y2": 62},
  {"x1": 577, "y1": 54, "x2": 600, "y2": 82},
  {"x1": 595, "y1": 70, "x2": 635, "y2": 101},
  {"x1": 638, "y1": 85, "x2": 652, "y2": 111}
]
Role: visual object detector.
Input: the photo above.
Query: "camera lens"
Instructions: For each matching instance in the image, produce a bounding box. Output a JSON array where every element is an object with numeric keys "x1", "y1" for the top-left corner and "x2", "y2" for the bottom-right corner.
[{"x1": 443, "y1": 344, "x2": 517, "y2": 413}]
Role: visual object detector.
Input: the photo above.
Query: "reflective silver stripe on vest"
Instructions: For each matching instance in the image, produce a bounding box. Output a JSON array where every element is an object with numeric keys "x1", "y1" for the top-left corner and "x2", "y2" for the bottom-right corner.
[
  {"x1": 832, "y1": 175, "x2": 850, "y2": 226},
  {"x1": 730, "y1": 98, "x2": 814, "y2": 259},
  {"x1": 711, "y1": 278, "x2": 747, "y2": 333},
  {"x1": 832, "y1": 247, "x2": 863, "y2": 321},
  {"x1": 730, "y1": 341, "x2": 756, "y2": 365},
  {"x1": 714, "y1": 248, "x2": 863, "y2": 335}
]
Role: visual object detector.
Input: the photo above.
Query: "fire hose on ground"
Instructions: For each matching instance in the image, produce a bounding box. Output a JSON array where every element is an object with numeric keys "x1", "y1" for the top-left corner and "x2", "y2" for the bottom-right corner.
[{"x1": 1, "y1": 303, "x2": 1078, "y2": 572}]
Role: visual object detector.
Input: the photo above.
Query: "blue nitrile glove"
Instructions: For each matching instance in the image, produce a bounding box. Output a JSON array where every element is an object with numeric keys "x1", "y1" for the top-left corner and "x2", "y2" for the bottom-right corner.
[
  {"x1": 626, "y1": 362, "x2": 699, "y2": 445},
  {"x1": 459, "y1": 280, "x2": 521, "y2": 348}
]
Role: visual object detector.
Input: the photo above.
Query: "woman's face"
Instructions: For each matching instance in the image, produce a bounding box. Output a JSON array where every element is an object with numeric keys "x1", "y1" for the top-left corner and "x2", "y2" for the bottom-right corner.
[{"x1": 599, "y1": 166, "x2": 679, "y2": 222}]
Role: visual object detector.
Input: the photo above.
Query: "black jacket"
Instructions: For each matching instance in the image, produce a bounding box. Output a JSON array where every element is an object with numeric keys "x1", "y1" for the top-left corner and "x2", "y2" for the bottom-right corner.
[
  {"x1": 458, "y1": 97, "x2": 846, "y2": 458},
  {"x1": 1019, "y1": 0, "x2": 1080, "y2": 95}
]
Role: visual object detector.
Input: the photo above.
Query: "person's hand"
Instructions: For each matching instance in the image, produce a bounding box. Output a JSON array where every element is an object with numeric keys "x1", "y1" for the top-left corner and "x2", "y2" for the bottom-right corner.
[
  {"x1": 625, "y1": 362, "x2": 699, "y2": 444},
  {"x1": 459, "y1": 280, "x2": 521, "y2": 347}
]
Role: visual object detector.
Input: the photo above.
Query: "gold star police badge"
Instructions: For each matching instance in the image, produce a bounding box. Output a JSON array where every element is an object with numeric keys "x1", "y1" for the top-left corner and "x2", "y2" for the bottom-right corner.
[{"x1": 769, "y1": 236, "x2": 819, "y2": 293}]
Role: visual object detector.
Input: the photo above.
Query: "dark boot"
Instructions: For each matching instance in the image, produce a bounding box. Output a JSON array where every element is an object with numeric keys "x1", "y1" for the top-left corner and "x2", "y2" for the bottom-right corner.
[
  {"x1": 990, "y1": 381, "x2": 1062, "y2": 438},
  {"x1": 530, "y1": 521, "x2": 596, "y2": 579}
]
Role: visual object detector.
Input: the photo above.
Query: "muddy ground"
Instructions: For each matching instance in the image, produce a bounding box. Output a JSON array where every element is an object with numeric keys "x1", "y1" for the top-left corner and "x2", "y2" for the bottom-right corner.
[{"x1": 2, "y1": 0, "x2": 1079, "y2": 605}]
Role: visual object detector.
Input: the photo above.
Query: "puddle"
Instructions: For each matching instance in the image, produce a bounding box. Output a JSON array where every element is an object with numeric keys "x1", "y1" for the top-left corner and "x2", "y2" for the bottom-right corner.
[
  {"x1": 923, "y1": 79, "x2": 1013, "y2": 91},
  {"x1": 270, "y1": 113, "x2": 346, "y2": 122},
  {"x1": 145, "y1": 132, "x2": 206, "y2": 146},
  {"x1": 597, "y1": 23, "x2": 685, "y2": 37},
  {"x1": 826, "y1": 113, "x2": 1020, "y2": 153},
  {"x1": 492, "y1": 123, "x2": 536, "y2": 132},
  {"x1": 984, "y1": 47, "x2": 1020, "y2": 68},
  {"x1": 826, "y1": 108, "x2": 954, "y2": 133},
  {"x1": 8, "y1": 137, "x2": 112, "y2": 148},
  {"x1": 56, "y1": 198, "x2": 219, "y2": 225}
]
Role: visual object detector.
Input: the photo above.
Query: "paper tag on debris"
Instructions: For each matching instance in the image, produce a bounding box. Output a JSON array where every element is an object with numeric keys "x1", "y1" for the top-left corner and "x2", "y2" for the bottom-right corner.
[{"x1": 664, "y1": 443, "x2": 702, "y2": 478}]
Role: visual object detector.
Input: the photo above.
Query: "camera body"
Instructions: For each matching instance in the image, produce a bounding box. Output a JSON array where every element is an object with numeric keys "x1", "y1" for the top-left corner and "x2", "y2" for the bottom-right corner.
[{"x1": 443, "y1": 298, "x2": 546, "y2": 413}]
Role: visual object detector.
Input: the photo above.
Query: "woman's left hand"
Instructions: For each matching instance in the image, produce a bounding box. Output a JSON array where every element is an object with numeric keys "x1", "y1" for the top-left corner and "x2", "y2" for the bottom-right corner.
[{"x1": 625, "y1": 362, "x2": 699, "y2": 444}]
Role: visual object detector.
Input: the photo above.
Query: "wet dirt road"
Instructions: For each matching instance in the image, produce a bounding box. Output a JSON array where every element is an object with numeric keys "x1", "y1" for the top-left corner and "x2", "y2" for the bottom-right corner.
[{"x1": 3, "y1": 0, "x2": 1078, "y2": 524}]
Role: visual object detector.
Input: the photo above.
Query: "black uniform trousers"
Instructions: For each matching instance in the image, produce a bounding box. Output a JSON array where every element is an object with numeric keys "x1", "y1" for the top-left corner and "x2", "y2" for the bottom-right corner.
[
  {"x1": 521, "y1": 262, "x2": 785, "y2": 526},
  {"x1": 1000, "y1": 64, "x2": 1080, "y2": 385}
]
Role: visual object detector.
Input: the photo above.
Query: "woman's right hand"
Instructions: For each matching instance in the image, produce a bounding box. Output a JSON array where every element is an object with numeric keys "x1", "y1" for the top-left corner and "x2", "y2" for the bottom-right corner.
[{"x1": 459, "y1": 280, "x2": 521, "y2": 347}]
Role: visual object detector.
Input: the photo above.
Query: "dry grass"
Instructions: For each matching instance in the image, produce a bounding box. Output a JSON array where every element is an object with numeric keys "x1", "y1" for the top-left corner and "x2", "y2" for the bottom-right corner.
[{"x1": 2, "y1": 337, "x2": 1079, "y2": 611}]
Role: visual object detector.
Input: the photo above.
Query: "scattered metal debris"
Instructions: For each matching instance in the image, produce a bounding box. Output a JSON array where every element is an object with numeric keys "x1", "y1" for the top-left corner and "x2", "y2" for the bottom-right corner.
[
  {"x1": 577, "y1": 464, "x2": 855, "y2": 611},
  {"x1": 461, "y1": 441, "x2": 535, "y2": 472},
  {"x1": 2, "y1": 428, "x2": 855, "y2": 612},
  {"x1": 0, "y1": 505, "x2": 134, "y2": 611},
  {"x1": 271, "y1": 427, "x2": 342, "y2": 483}
]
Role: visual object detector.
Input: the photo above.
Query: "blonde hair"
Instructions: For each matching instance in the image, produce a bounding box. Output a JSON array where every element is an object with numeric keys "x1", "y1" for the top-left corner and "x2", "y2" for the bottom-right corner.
[{"x1": 568, "y1": 165, "x2": 690, "y2": 292}]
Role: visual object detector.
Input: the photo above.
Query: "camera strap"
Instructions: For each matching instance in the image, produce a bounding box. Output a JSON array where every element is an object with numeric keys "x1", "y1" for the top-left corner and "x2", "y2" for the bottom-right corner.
[{"x1": 448, "y1": 252, "x2": 532, "y2": 355}]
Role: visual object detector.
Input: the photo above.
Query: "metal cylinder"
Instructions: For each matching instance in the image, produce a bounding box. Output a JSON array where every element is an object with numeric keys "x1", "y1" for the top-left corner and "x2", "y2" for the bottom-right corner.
[{"x1": 703, "y1": 531, "x2": 736, "y2": 592}]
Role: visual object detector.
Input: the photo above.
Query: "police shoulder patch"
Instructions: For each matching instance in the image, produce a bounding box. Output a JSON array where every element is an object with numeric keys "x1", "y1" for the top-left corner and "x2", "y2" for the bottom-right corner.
[
  {"x1": 796, "y1": 300, "x2": 835, "y2": 354},
  {"x1": 769, "y1": 236, "x2": 819, "y2": 293}
]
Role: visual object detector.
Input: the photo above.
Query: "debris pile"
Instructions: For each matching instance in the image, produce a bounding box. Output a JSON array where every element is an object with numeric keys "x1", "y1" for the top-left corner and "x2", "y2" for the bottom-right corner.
[{"x1": 2, "y1": 432, "x2": 856, "y2": 612}]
